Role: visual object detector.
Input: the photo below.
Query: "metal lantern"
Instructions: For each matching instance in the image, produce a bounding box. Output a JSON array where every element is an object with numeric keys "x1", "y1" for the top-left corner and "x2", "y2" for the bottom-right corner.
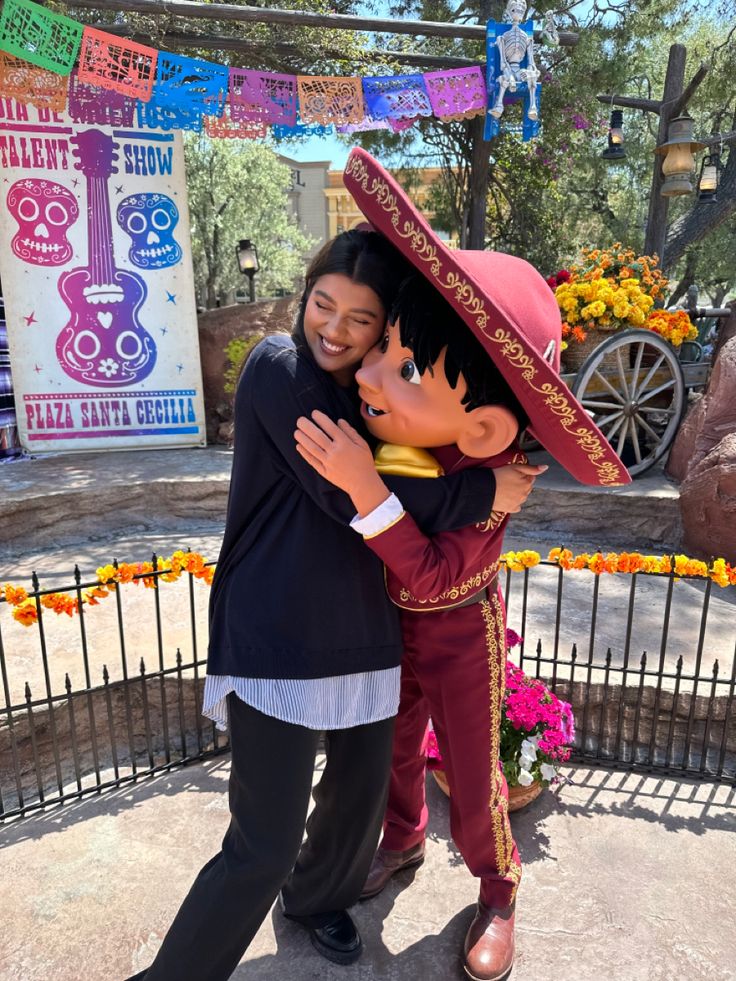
[
  {"x1": 236, "y1": 238, "x2": 260, "y2": 302},
  {"x1": 654, "y1": 115, "x2": 705, "y2": 197},
  {"x1": 697, "y1": 150, "x2": 721, "y2": 202},
  {"x1": 601, "y1": 108, "x2": 626, "y2": 161}
]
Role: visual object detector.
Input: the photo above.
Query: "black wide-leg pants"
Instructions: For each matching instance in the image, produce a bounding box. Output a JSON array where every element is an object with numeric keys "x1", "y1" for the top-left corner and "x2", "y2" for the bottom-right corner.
[{"x1": 138, "y1": 694, "x2": 395, "y2": 981}]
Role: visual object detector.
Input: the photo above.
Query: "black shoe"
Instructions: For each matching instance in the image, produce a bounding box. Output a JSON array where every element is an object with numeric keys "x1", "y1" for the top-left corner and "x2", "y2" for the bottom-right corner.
[{"x1": 283, "y1": 908, "x2": 363, "y2": 966}]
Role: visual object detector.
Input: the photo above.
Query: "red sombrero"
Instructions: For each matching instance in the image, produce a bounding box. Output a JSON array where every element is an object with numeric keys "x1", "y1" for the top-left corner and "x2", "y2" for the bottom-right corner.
[{"x1": 344, "y1": 148, "x2": 631, "y2": 487}]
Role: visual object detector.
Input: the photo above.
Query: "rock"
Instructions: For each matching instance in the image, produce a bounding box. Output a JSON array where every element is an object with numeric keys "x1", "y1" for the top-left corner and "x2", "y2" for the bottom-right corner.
[
  {"x1": 666, "y1": 393, "x2": 706, "y2": 482},
  {"x1": 679, "y1": 432, "x2": 736, "y2": 563},
  {"x1": 667, "y1": 331, "x2": 736, "y2": 480}
]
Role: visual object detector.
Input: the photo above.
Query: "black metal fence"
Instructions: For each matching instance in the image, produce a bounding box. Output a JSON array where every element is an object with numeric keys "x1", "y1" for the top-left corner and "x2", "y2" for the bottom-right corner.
[{"x1": 1, "y1": 554, "x2": 735, "y2": 821}]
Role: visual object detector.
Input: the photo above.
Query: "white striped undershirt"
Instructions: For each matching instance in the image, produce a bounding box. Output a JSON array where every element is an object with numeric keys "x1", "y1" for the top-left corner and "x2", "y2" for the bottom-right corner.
[{"x1": 202, "y1": 669, "x2": 401, "y2": 731}]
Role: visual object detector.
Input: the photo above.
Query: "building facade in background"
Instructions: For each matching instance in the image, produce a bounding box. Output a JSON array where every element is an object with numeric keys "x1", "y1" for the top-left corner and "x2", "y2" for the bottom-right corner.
[{"x1": 278, "y1": 156, "x2": 449, "y2": 257}]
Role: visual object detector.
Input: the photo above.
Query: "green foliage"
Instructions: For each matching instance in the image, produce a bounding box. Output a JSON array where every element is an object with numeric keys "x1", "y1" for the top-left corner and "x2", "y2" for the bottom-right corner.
[
  {"x1": 223, "y1": 333, "x2": 264, "y2": 394},
  {"x1": 184, "y1": 138, "x2": 313, "y2": 308},
  {"x1": 348, "y1": 0, "x2": 735, "y2": 298}
]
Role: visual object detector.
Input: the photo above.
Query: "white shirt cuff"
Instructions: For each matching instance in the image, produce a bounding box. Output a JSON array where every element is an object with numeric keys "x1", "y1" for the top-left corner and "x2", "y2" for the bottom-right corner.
[{"x1": 350, "y1": 493, "x2": 404, "y2": 537}]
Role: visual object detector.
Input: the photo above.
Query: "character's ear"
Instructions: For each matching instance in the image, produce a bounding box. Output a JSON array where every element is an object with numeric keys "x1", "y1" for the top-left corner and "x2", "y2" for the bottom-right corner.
[{"x1": 456, "y1": 404, "x2": 519, "y2": 459}]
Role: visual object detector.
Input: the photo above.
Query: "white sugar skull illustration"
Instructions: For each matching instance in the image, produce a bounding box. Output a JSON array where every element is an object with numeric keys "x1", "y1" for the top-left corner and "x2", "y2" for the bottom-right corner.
[
  {"x1": 7, "y1": 179, "x2": 79, "y2": 266},
  {"x1": 116, "y1": 192, "x2": 183, "y2": 269}
]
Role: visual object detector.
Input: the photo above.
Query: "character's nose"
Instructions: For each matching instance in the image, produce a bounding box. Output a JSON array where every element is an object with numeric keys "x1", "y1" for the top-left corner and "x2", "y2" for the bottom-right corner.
[
  {"x1": 34, "y1": 223, "x2": 49, "y2": 238},
  {"x1": 146, "y1": 231, "x2": 160, "y2": 245},
  {"x1": 356, "y1": 355, "x2": 382, "y2": 392}
]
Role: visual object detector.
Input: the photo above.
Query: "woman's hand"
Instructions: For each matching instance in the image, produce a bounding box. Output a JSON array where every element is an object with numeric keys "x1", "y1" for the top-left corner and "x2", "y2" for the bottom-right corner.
[
  {"x1": 295, "y1": 410, "x2": 390, "y2": 516},
  {"x1": 492, "y1": 463, "x2": 547, "y2": 513}
]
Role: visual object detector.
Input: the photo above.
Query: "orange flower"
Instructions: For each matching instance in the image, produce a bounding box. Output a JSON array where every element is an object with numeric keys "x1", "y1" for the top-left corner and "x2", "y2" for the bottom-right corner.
[
  {"x1": 2, "y1": 583, "x2": 28, "y2": 605},
  {"x1": 13, "y1": 600, "x2": 38, "y2": 626}
]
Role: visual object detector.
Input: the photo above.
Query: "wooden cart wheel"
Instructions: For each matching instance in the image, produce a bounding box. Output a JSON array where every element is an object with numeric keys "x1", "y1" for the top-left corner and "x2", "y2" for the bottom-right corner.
[{"x1": 571, "y1": 329, "x2": 686, "y2": 477}]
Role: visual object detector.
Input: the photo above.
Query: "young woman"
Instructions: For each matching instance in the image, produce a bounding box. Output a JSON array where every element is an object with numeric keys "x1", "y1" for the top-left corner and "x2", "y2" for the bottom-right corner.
[{"x1": 128, "y1": 229, "x2": 540, "y2": 981}]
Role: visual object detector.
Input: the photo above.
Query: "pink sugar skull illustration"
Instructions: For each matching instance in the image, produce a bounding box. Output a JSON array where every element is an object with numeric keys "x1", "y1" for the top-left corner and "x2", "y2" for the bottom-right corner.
[
  {"x1": 7, "y1": 178, "x2": 79, "y2": 266},
  {"x1": 116, "y1": 192, "x2": 183, "y2": 270}
]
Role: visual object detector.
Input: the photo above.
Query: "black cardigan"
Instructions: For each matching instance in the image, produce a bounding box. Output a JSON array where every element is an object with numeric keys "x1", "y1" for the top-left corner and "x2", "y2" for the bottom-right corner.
[{"x1": 206, "y1": 334, "x2": 495, "y2": 680}]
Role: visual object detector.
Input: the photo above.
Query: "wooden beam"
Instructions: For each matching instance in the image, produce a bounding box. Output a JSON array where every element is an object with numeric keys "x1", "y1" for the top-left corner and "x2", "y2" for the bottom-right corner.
[
  {"x1": 701, "y1": 129, "x2": 736, "y2": 147},
  {"x1": 670, "y1": 61, "x2": 709, "y2": 118},
  {"x1": 91, "y1": 24, "x2": 481, "y2": 69},
  {"x1": 596, "y1": 93, "x2": 661, "y2": 114},
  {"x1": 58, "y1": 0, "x2": 579, "y2": 46}
]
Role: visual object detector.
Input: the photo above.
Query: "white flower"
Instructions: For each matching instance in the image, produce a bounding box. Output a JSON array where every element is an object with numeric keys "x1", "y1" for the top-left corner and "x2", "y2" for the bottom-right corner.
[
  {"x1": 517, "y1": 768, "x2": 535, "y2": 787},
  {"x1": 98, "y1": 358, "x2": 119, "y2": 378},
  {"x1": 521, "y1": 738, "x2": 538, "y2": 759},
  {"x1": 540, "y1": 763, "x2": 557, "y2": 782}
]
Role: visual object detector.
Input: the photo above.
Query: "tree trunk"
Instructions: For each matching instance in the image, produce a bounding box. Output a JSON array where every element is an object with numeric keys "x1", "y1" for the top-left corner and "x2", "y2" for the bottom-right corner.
[
  {"x1": 644, "y1": 44, "x2": 687, "y2": 264},
  {"x1": 666, "y1": 248, "x2": 700, "y2": 306}
]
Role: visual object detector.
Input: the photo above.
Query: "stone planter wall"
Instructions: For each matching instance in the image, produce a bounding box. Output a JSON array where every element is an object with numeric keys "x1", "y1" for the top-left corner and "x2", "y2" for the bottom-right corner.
[
  {"x1": 2, "y1": 676, "x2": 734, "y2": 813},
  {"x1": 197, "y1": 297, "x2": 299, "y2": 443}
]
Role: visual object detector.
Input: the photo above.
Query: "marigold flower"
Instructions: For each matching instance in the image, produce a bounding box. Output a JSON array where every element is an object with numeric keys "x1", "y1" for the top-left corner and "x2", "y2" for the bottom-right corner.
[
  {"x1": 2, "y1": 583, "x2": 28, "y2": 605},
  {"x1": 13, "y1": 600, "x2": 38, "y2": 626}
]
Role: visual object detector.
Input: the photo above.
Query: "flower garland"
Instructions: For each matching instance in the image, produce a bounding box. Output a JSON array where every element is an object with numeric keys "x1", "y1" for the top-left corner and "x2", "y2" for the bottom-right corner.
[
  {"x1": 503, "y1": 548, "x2": 736, "y2": 586},
  {"x1": 1, "y1": 550, "x2": 214, "y2": 627},
  {"x1": 2, "y1": 547, "x2": 734, "y2": 628}
]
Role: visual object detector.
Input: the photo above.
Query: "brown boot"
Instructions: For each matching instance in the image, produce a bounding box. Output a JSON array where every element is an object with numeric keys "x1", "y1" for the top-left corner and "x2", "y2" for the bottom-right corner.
[
  {"x1": 463, "y1": 901, "x2": 515, "y2": 981},
  {"x1": 359, "y1": 841, "x2": 425, "y2": 900}
]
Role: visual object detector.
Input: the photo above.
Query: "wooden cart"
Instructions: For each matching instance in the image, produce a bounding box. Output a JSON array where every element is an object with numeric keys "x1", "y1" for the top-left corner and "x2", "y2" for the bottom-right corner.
[{"x1": 523, "y1": 327, "x2": 712, "y2": 477}]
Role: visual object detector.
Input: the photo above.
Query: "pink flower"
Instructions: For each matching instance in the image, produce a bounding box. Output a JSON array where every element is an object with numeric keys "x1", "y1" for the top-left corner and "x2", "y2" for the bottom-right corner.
[{"x1": 505, "y1": 628, "x2": 523, "y2": 649}]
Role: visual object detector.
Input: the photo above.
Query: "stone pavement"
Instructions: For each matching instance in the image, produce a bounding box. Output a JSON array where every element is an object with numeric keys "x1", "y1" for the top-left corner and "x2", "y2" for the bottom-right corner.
[{"x1": 1, "y1": 758, "x2": 735, "y2": 981}]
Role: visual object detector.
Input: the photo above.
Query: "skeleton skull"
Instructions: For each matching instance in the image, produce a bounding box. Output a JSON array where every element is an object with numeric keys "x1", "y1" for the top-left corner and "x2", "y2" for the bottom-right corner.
[
  {"x1": 7, "y1": 179, "x2": 79, "y2": 266},
  {"x1": 116, "y1": 192, "x2": 183, "y2": 270}
]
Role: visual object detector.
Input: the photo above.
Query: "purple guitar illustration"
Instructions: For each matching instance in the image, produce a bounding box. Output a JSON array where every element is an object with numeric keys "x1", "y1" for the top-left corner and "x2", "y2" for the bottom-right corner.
[{"x1": 56, "y1": 129, "x2": 157, "y2": 387}]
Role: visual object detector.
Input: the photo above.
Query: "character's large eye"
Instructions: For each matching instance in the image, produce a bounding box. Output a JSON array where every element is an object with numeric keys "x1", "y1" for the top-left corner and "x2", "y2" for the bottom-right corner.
[
  {"x1": 379, "y1": 332, "x2": 389, "y2": 353},
  {"x1": 151, "y1": 208, "x2": 172, "y2": 231},
  {"x1": 400, "y1": 359, "x2": 421, "y2": 385}
]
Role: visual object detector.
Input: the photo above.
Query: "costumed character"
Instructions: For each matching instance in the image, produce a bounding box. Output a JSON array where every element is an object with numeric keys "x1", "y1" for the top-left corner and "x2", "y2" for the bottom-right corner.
[
  {"x1": 124, "y1": 228, "x2": 540, "y2": 981},
  {"x1": 295, "y1": 149, "x2": 630, "y2": 981}
]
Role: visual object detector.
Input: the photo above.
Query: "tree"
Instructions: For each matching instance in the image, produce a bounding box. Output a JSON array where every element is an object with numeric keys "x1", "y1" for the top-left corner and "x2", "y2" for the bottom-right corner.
[{"x1": 183, "y1": 138, "x2": 313, "y2": 308}]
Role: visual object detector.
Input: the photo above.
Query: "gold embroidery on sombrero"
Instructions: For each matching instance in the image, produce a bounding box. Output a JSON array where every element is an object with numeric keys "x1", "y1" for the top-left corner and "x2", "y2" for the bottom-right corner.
[{"x1": 345, "y1": 156, "x2": 625, "y2": 486}]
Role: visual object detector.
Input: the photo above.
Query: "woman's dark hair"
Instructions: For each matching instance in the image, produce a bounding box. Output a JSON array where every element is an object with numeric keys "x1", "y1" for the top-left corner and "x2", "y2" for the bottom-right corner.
[
  {"x1": 293, "y1": 228, "x2": 411, "y2": 348},
  {"x1": 390, "y1": 274, "x2": 529, "y2": 430},
  {"x1": 234, "y1": 229, "x2": 412, "y2": 407}
]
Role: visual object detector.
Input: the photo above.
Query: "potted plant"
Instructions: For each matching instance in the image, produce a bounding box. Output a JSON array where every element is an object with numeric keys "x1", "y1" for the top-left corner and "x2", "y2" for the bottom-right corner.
[{"x1": 428, "y1": 630, "x2": 576, "y2": 811}]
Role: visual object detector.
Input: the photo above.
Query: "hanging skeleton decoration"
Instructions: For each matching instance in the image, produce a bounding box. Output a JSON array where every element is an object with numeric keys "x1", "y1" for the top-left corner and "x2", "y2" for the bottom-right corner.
[
  {"x1": 484, "y1": 2, "x2": 559, "y2": 142},
  {"x1": 490, "y1": 0, "x2": 540, "y2": 122}
]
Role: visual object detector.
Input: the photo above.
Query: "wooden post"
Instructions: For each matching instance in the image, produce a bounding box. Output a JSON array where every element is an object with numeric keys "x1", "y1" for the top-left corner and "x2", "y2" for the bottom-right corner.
[
  {"x1": 465, "y1": 0, "x2": 500, "y2": 250},
  {"x1": 467, "y1": 115, "x2": 493, "y2": 249},
  {"x1": 643, "y1": 44, "x2": 687, "y2": 263}
]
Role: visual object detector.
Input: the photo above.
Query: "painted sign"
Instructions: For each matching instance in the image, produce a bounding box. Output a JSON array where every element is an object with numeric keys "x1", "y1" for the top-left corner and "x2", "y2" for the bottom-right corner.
[{"x1": 0, "y1": 98, "x2": 205, "y2": 450}]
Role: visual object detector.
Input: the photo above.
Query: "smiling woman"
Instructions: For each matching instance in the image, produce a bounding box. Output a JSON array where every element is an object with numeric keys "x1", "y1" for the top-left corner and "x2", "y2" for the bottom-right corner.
[{"x1": 302, "y1": 273, "x2": 385, "y2": 386}]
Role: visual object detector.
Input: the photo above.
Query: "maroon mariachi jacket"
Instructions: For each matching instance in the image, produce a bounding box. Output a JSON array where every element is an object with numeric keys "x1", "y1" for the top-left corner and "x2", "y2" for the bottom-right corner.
[{"x1": 367, "y1": 444, "x2": 527, "y2": 613}]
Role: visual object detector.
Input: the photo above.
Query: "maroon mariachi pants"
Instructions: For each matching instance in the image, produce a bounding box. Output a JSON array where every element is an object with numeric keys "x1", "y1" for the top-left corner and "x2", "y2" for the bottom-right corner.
[{"x1": 380, "y1": 591, "x2": 521, "y2": 909}]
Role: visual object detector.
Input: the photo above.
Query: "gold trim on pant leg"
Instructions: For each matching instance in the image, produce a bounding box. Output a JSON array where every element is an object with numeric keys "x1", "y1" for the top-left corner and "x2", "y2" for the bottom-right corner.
[{"x1": 480, "y1": 596, "x2": 521, "y2": 899}]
